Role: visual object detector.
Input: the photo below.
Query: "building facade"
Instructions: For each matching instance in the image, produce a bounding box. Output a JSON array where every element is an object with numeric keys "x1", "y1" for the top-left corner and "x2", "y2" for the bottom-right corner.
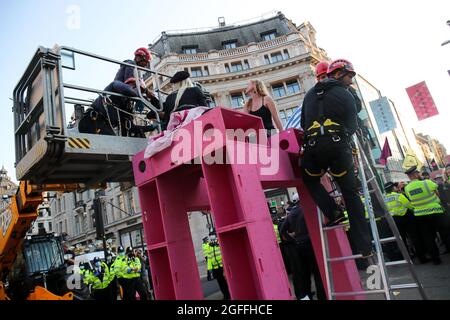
[
  {"x1": 147, "y1": 12, "x2": 327, "y2": 126},
  {"x1": 415, "y1": 133, "x2": 448, "y2": 170}
]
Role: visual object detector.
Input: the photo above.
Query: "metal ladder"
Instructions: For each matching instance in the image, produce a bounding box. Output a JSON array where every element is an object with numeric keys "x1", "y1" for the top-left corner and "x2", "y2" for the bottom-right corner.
[{"x1": 317, "y1": 134, "x2": 428, "y2": 300}]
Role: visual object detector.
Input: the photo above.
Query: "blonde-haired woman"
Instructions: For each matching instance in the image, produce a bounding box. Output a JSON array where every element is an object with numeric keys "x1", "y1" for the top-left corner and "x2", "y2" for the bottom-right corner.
[
  {"x1": 161, "y1": 71, "x2": 207, "y2": 130},
  {"x1": 243, "y1": 79, "x2": 283, "y2": 136}
]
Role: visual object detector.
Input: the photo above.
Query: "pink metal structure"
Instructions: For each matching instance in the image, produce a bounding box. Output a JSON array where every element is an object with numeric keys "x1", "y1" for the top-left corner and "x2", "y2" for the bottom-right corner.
[{"x1": 132, "y1": 107, "x2": 364, "y2": 300}]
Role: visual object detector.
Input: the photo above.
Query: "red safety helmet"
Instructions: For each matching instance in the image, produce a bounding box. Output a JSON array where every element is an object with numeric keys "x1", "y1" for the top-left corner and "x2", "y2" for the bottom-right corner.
[
  {"x1": 134, "y1": 47, "x2": 152, "y2": 62},
  {"x1": 327, "y1": 59, "x2": 356, "y2": 76},
  {"x1": 315, "y1": 61, "x2": 329, "y2": 78}
]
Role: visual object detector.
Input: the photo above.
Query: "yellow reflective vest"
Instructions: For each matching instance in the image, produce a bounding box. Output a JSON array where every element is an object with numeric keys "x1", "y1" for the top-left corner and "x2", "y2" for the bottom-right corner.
[
  {"x1": 273, "y1": 224, "x2": 281, "y2": 243},
  {"x1": 384, "y1": 192, "x2": 411, "y2": 217},
  {"x1": 84, "y1": 262, "x2": 113, "y2": 290},
  {"x1": 206, "y1": 243, "x2": 223, "y2": 270},
  {"x1": 405, "y1": 179, "x2": 444, "y2": 216}
]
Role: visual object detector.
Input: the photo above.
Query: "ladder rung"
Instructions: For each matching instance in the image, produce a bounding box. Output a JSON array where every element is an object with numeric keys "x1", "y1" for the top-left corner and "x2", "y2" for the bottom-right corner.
[
  {"x1": 390, "y1": 283, "x2": 419, "y2": 290},
  {"x1": 323, "y1": 224, "x2": 347, "y2": 231},
  {"x1": 332, "y1": 289, "x2": 386, "y2": 297},
  {"x1": 328, "y1": 254, "x2": 363, "y2": 262},
  {"x1": 386, "y1": 260, "x2": 408, "y2": 267},
  {"x1": 373, "y1": 237, "x2": 396, "y2": 244}
]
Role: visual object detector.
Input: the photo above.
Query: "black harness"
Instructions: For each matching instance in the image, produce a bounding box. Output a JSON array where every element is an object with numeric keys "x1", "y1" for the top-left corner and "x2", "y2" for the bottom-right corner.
[{"x1": 305, "y1": 89, "x2": 348, "y2": 147}]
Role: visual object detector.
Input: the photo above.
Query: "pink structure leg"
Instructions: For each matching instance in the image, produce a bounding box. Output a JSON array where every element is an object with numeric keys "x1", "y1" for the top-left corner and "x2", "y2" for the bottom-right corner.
[{"x1": 132, "y1": 107, "x2": 364, "y2": 300}]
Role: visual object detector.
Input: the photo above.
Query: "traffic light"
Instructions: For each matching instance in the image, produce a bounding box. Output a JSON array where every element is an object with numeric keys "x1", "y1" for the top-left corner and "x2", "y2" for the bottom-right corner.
[{"x1": 92, "y1": 197, "x2": 105, "y2": 240}]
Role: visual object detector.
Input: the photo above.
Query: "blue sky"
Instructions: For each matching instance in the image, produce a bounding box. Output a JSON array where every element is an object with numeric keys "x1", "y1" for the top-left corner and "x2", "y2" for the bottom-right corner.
[{"x1": 1, "y1": 0, "x2": 449, "y2": 181}]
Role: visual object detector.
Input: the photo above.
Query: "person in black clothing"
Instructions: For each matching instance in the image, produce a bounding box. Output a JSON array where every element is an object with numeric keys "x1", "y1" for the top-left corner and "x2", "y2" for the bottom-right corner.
[
  {"x1": 280, "y1": 196, "x2": 326, "y2": 300},
  {"x1": 243, "y1": 79, "x2": 283, "y2": 136},
  {"x1": 78, "y1": 47, "x2": 159, "y2": 137},
  {"x1": 300, "y1": 59, "x2": 372, "y2": 257},
  {"x1": 161, "y1": 71, "x2": 207, "y2": 130},
  {"x1": 434, "y1": 174, "x2": 450, "y2": 253}
]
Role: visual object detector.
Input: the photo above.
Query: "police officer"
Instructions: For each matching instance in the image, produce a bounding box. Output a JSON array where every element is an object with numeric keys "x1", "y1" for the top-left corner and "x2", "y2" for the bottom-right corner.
[
  {"x1": 105, "y1": 252, "x2": 118, "y2": 301},
  {"x1": 404, "y1": 166, "x2": 445, "y2": 265},
  {"x1": 280, "y1": 194, "x2": 326, "y2": 300},
  {"x1": 384, "y1": 182, "x2": 428, "y2": 263},
  {"x1": 112, "y1": 246, "x2": 139, "y2": 300},
  {"x1": 300, "y1": 59, "x2": 372, "y2": 257},
  {"x1": 206, "y1": 233, "x2": 230, "y2": 300},
  {"x1": 202, "y1": 236, "x2": 213, "y2": 281},
  {"x1": 84, "y1": 257, "x2": 113, "y2": 300}
]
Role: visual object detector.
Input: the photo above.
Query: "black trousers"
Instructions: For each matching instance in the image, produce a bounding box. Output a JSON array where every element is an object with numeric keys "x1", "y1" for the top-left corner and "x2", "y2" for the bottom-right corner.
[
  {"x1": 212, "y1": 267, "x2": 230, "y2": 299},
  {"x1": 415, "y1": 214, "x2": 442, "y2": 262},
  {"x1": 393, "y1": 213, "x2": 427, "y2": 261},
  {"x1": 106, "y1": 277, "x2": 118, "y2": 301},
  {"x1": 118, "y1": 278, "x2": 136, "y2": 301},
  {"x1": 92, "y1": 287, "x2": 111, "y2": 301},
  {"x1": 437, "y1": 213, "x2": 450, "y2": 252},
  {"x1": 301, "y1": 138, "x2": 372, "y2": 255},
  {"x1": 279, "y1": 242, "x2": 291, "y2": 275},
  {"x1": 135, "y1": 278, "x2": 149, "y2": 300},
  {"x1": 285, "y1": 241, "x2": 326, "y2": 300}
]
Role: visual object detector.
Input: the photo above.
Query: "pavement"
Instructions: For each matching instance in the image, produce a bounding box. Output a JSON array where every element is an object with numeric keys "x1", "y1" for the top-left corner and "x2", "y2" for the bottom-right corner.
[{"x1": 203, "y1": 249, "x2": 450, "y2": 300}]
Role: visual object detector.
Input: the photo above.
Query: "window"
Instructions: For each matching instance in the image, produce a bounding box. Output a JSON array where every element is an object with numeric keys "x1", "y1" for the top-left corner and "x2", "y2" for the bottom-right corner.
[
  {"x1": 271, "y1": 52, "x2": 284, "y2": 63},
  {"x1": 38, "y1": 222, "x2": 44, "y2": 230},
  {"x1": 224, "y1": 63, "x2": 230, "y2": 73},
  {"x1": 283, "y1": 49, "x2": 290, "y2": 60},
  {"x1": 75, "y1": 215, "x2": 81, "y2": 235},
  {"x1": 231, "y1": 93, "x2": 244, "y2": 108},
  {"x1": 182, "y1": 46, "x2": 198, "y2": 54},
  {"x1": 203, "y1": 66, "x2": 209, "y2": 76},
  {"x1": 191, "y1": 67, "x2": 203, "y2": 77},
  {"x1": 272, "y1": 84, "x2": 286, "y2": 98},
  {"x1": 279, "y1": 110, "x2": 286, "y2": 125},
  {"x1": 286, "y1": 80, "x2": 301, "y2": 95},
  {"x1": 48, "y1": 222, "x2": 52, "y2": 232},
  {"x1": 264, "y1": 55, "x2": 271, "y2": 65},
  {"x1": 222, "y1": 40, "x2": 238, "y2": 49},
  {"x1": 118, "y1": 194, "x2": 125, "y2": 213},
  {"x1": 127, "y1": 190, "x2": 136, "y2": 215},
  {"x1": 230, "y1": 62, "x2": 243, "y2": 72},
  {"x1": 58, "y1": 221, "x2": 62, "y2": 233},
  {"x1": 243, "y1": 60, "x2": 250, "y2": 70},
  {"x1": 261, "y1": 30, "x2": 276, "y2": 41}
]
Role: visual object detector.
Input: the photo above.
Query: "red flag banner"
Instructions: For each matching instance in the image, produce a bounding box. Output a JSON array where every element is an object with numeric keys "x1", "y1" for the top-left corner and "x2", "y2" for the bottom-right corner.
[
  {"x1": 406, "y1": 81, "x2": 439, "y2": 121},
  {"x1": 379, "y1": 137, "x2": 392, "y2": 166}
]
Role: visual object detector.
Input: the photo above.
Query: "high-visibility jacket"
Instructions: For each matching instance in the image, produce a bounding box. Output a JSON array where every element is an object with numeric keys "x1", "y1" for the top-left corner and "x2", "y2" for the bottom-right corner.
[
  {"x1": 111, "y1": 255, "x2": 127, "y2": 279},
  {"x1": 202, "y1": 243, "x2": 210, "y2": 260},
  {"x1": 84, "y1": 262, "x2": 113, "y2": 290},
  {"x1": 273, "y1": 224, "x2": 281, "y2": 243},
  {"x1": 206, "y1": 243, "x2": 223, "y2": 270},
  {"x1": 384, "y1": 192, "x2": 411, "y2": 217},
  {"x1": 405, "y1": 179, "x2": 444, "y2": 216},
  {"x1": 112, "y1": 255, "x2": 140, "y2": 280},
  {"x1": 122, "y1": 257, "x2": 141, "y2": 279}
]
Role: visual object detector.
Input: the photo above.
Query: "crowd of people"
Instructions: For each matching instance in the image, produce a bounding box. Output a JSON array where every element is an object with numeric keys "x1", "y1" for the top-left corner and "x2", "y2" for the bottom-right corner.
[{"x1": 77, "y1": 246, "x2": 153, "y2": 301}]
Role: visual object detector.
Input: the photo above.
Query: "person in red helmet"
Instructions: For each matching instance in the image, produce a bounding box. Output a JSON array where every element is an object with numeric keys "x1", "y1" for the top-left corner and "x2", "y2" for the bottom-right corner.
[
  {"x1": 79, "y1": 47, "x2": 159, "y2": 136},
  {"x1": 114, "y1": 47, "x2": 152, "y2": 83},
  {"x1": 315, "y1": 61, "x2": 329, "y2": 82},
  {"x1": 300, "y1": 58, "x2": 373, "y2": 258}
]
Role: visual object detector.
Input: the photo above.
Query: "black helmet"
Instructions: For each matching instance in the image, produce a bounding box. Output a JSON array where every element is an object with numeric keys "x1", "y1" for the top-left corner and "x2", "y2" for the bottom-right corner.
[
  {"x1": 117, "y1": 246, "x2": 125, "y2": 253},
  {"x1": 93, "y1": 257, "x2": 101, "y2": 264},
  {"x1": 126, "y1": 246, "x2": 133, "y2": 254}
]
